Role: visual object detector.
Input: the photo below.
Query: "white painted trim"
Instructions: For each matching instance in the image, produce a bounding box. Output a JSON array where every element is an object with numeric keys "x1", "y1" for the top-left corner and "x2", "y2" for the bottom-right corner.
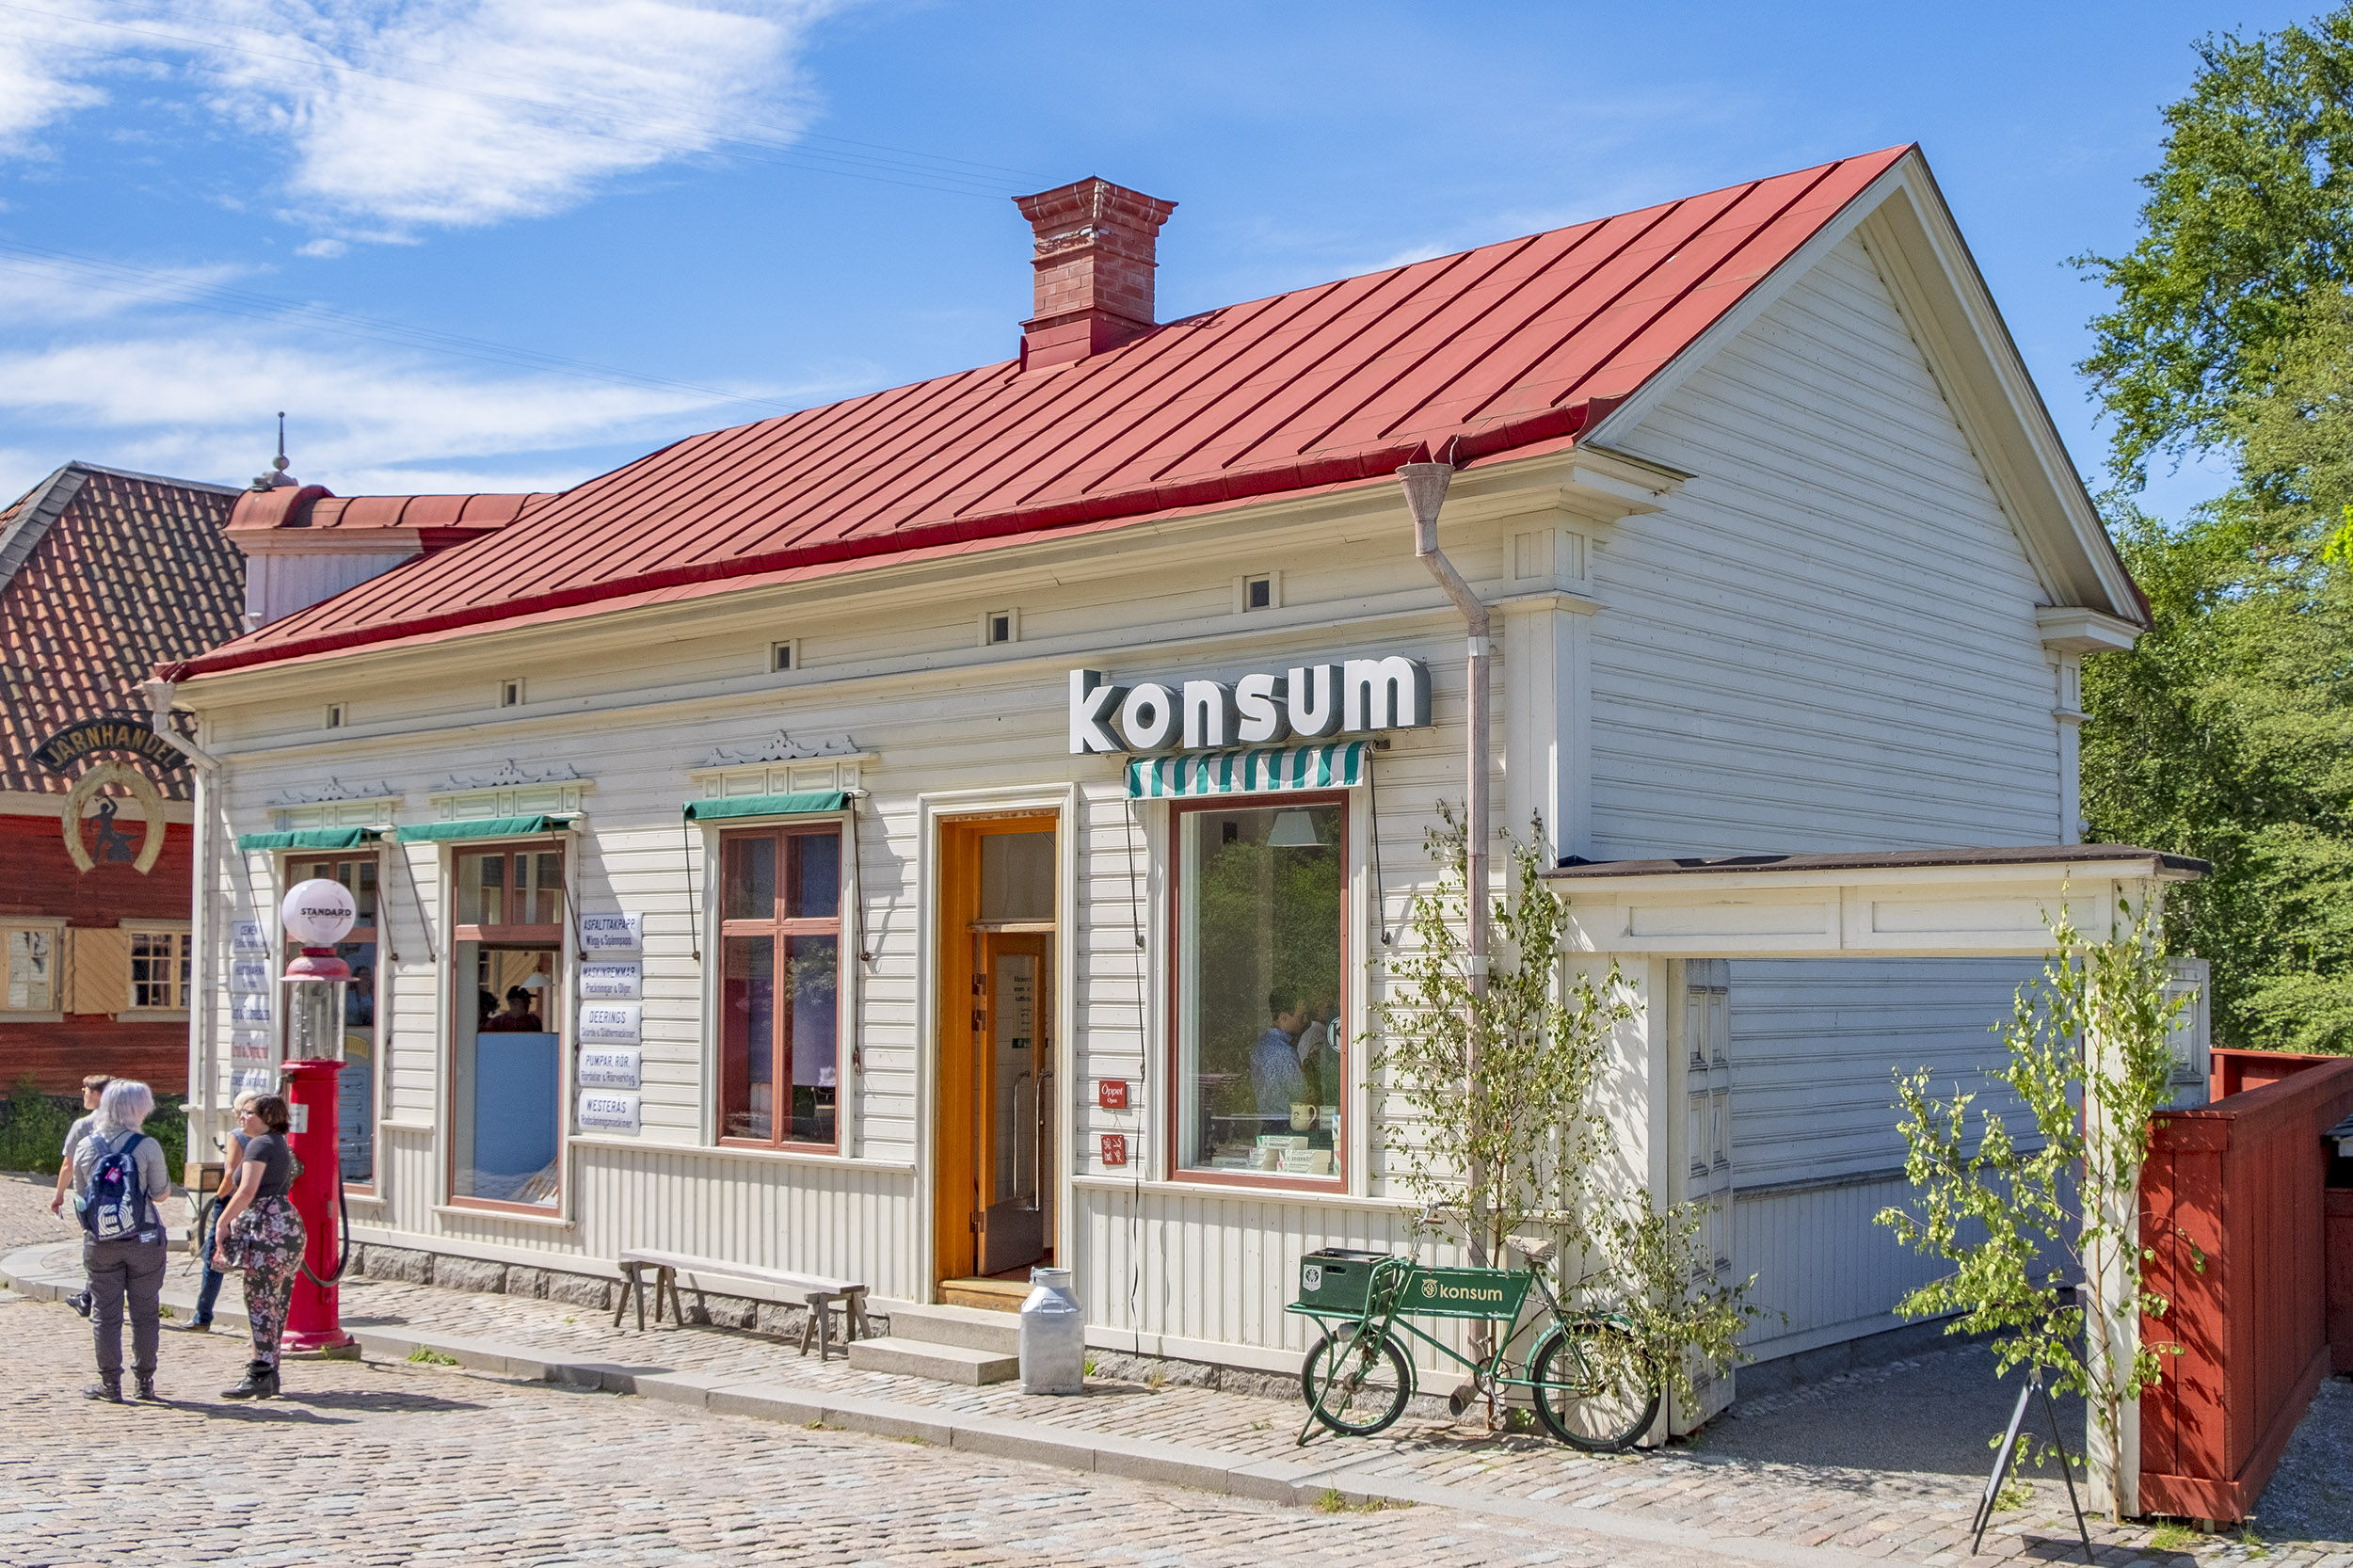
[
  {"x1": 1082, "y1": 1322, "x2": 1303, "y2": 1377},
  {"x1": 2036, "y1": 605, "x2": 2141, "y2": 654},
  {"x1": 913, "y1": 781, "x2": 1080, "y2": 1304},
  {"x1": 430, "y1": 1204, "x2": 576, "y2": 1229},
  {"x1": 563, "y1": 1135, "x2": 915, "y2": 1175},
  {"x1": 351, "y1": 1224, "x2": 617, "y2": 1277}
]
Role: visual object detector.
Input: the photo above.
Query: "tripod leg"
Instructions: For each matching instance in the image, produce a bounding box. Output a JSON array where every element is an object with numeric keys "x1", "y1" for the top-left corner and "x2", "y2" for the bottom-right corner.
[
  {"x1": 2038, "y1": 1380, "x2": 2095, "y2": 1565},
  {"x1": 1976, "y1": 1378, "x2": 2036, "y2": 1552}
]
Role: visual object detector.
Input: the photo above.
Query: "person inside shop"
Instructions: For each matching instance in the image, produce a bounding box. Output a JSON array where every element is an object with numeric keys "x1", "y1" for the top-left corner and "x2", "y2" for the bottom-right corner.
[
  {"x1": 70, "y1": 1079, "x2": 170, "y2": 1402},
  {"x1": 477, "y1": 987, "x2": 500, "y2": 1030},
  {"x1": 212, "y1": 1093, "x2": 305, "y2": 1400},
  {"x1": 1251, "y1": 988, "x2": 1309, "y2": 1122},
  {"x1": 1293, "y1": 996, "x2": 1340, "y2": 1112},
  {"x1": 50, "y1": 1073, "x2": 109, "y2": 1319},
  {"x1": 345, "y1": 963, "x2": 375, "y2": 1027},
  {"x1": 482, "y1": 984, "x2": 544, "y2": 1033}
]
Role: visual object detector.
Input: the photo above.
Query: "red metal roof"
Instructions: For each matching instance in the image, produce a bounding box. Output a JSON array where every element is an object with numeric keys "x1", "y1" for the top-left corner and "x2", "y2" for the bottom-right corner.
[{"x1": 170, "y1": 147, "x2": 1911, "y2": 680}]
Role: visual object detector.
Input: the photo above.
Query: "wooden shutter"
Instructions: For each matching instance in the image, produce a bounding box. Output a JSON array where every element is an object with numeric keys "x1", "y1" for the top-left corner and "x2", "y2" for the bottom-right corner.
[{"x1": 65, "y1": 927, "x2": 133, "y2": 1016}]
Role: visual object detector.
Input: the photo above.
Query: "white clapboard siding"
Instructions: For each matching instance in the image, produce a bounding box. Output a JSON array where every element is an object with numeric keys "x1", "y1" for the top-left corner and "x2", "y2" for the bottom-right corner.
[
  {"x1": 198, "y1": 577, "x2": 1478, "y2": 1318},
  {"x1": 1592, "y1": 231, "x2": 2061, "y2": 857},
  {"x1": 1725, "y1": 956, "x2": 2047, "y2": 1361},
  {"x1": 1733, "y1": 1174, "x2": 1950, "y2": 1360},
  {"x1": 1725, "y1": 956, "x2": 2043, "y2": 1190}
]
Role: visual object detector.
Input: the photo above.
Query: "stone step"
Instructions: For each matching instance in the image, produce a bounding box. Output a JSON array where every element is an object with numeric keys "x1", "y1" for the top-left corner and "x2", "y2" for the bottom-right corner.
[
  {"x1": 885, "y1": 1301, "x2": 1023, "y2": 1354},
  {"x1": 847, "y1": 1336, "x2": 1018, "y2": 1385}
]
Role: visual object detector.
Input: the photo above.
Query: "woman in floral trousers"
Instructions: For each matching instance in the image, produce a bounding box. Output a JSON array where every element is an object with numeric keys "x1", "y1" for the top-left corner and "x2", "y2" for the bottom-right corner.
[{"x1": 211, "y1": 1093, "x2": 306, "y2": 1400}]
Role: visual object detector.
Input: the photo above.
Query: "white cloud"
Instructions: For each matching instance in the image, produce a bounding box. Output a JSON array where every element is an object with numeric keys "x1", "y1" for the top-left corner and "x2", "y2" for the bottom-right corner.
[
  {"x1": 0, "y1": 2, "x2": 111, "y2": 152},
  {"x1": 0, "y1": 323, "x2": 863, "y2": 502},
  {"x1": 0, "y1": 1, "x2": 838, "y2": 237}
]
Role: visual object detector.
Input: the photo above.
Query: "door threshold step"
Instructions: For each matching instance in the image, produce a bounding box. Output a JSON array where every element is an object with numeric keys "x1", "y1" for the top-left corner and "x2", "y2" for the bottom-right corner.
[
  {"x1": 848, "y1": 1336, "x2": 1018, "y2": 1385},
  {"x1": 938, "y1": 1277, "x2": 1032, "y2": 1313}
]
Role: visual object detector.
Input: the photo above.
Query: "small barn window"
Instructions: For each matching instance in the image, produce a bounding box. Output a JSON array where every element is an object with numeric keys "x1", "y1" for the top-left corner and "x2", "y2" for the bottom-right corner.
[
  {"x1": 499, "y1": 678, "x2": 525, "y2": 708},
  {"x1": 1240, "y1": 573, "x2": 1278, "y2": 612},
  {"x1": 770, "y1": 639, "x2": 799, "y2": 673},
  {"x1": 324, "y1": 702, "x2": 348, "y2": 729},
  {"x1": 982, "y1": 609, "x2": 1018, "y2": 647}
]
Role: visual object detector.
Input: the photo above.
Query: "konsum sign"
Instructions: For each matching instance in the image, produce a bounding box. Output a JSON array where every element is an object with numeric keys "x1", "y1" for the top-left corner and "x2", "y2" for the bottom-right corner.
[{"x1": 1068, "y1": 658, "x2": 1431, "y2": 754}]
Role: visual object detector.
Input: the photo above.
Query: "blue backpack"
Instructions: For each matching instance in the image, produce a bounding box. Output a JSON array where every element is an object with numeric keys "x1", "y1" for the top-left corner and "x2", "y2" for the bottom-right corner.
[{"x1": 77, "y1": 1132, "x2": 152, "y2": 1240}]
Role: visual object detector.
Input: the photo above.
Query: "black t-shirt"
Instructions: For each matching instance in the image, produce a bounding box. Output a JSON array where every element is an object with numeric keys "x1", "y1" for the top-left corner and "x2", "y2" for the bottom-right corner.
[{"x1": 244, "y1": 1132, "x2": 294, "y2": 1199}]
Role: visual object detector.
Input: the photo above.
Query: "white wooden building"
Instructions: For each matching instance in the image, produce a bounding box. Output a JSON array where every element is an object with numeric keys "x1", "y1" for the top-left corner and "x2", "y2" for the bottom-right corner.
[{"x1": 161, "y1": 147, "x2": 2201, "y2": 1418}]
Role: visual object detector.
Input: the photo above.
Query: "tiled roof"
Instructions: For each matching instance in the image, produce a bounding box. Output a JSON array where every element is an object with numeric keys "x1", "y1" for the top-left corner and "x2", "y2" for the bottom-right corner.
[
  {"x1": 1, "y1": 464, "x2": 244, "y2": 796},
  {"x1": 174, "y1": 146, "x2": 1911, "y2": 680}
]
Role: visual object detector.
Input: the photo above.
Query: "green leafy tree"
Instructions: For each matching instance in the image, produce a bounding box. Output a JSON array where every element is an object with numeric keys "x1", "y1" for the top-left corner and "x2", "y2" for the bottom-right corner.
[
  {"x1": 1878, "y1": 897, "x2": 2185, "y2": 1521},
  {"x1": 1371, "y1": 810, "x2": 1757, "y2": 1415},
  {"x1": 2075, "y1": 11, "x2": 2353, "y2": 484},
  {"x1": 2081, "y1": 305, "x2": 2353, "y2": 1051},
  {"x1": 2073, "y1": 11, "x2": 2353, "y2": 1051}
]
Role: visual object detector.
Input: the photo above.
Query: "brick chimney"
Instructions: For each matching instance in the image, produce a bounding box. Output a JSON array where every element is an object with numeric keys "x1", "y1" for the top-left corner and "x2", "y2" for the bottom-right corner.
[{"x1": 1014, "y1": 177, "x2": 1177, "y2": 370}]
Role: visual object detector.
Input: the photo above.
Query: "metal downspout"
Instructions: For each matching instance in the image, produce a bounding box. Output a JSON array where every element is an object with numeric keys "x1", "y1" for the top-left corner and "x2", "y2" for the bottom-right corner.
[
  {"x1": 1397, "y1": 460, "x2": 1492, "y2": 1272},
  {"x1": 142, "y1": 679, "x2": 224, "y2": 1153}
]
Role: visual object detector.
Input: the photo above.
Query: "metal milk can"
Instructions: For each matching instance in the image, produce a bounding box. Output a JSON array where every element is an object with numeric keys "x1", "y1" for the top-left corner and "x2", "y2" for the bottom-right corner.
[{"x1": 1017, "y1": 1265, "x2": 1085, "y2": 1395}]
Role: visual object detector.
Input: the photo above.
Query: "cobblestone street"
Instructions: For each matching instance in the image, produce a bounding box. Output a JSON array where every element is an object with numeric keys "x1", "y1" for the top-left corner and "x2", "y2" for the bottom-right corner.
[{"x1": 5, "y1": 1175, "x2": 2348, "y2": 1567}]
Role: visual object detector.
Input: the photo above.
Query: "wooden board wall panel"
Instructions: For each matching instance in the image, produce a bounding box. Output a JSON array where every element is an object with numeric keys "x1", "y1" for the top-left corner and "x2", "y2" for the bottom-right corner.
[{"x1": 1593, "y1": 232, "x2": 2061, "y2": 859}]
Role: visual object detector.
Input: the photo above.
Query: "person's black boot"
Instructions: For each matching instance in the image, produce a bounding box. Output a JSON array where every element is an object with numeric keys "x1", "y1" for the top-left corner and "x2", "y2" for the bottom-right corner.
[
  {"x1": 66, "y1": 1291, "x2": 90, "y2": 1319},
  {"x1": 82, "y1": 1374, "x2": 121, "y2": 1402},
  {"x1": 134, "y1": 1373, "x2": 158, "y2": 1401},
  {"x1": 221, "y1": 1361, "x2": 277, "y2": 1400}
]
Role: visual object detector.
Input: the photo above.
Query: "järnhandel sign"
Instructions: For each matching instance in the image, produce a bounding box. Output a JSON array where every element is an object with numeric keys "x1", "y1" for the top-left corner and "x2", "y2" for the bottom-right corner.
[{"x1": 32, "y1": 717, "x2": 189, "y2": 776}]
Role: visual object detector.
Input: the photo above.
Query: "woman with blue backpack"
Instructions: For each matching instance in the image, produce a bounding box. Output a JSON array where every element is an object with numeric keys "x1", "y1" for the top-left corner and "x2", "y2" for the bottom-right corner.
[{"x1": 70, "y1": 1079, "x2": 171, "y2": 1402}]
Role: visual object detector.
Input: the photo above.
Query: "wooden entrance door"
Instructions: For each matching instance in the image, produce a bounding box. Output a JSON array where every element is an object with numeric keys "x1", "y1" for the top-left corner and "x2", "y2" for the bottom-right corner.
[{"x1": 934, "y1": 817, "x2": 1057, "y2": 1288}]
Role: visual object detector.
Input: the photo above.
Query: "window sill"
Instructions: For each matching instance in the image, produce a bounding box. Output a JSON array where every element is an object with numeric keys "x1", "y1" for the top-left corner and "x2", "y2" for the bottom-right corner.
[
  {"x1": 0, "y1": 1010, "x2": 64, "y2": 1023},
  {"x1": 1070, "y1": 1173, "x2": 1414, "y2": 1211},
  {"x1": 116, "y1": 1009, "x2": 190, "y2": 1023},
  {"x1": 431, "y1": 1203, "x2": 575, "y2": 1229},
  {"x1": 568, "y1": 1134, "x2": 914, "y2": 1174}
]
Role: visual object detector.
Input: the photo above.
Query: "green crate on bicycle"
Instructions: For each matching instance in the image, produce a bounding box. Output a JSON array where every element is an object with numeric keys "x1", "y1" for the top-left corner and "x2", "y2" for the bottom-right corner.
[{"x1": 1295, "y1": 1248, "x2": 1396, "y2": 1314}]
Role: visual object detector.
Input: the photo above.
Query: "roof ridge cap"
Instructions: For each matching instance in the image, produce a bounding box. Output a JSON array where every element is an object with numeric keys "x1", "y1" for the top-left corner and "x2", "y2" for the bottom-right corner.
[
  {"x1": 64, "y1": 460, "x2": 244, "y2": 496},
  {"x1": 0, "y1": 465, "x2": 90, "y2": 594}
]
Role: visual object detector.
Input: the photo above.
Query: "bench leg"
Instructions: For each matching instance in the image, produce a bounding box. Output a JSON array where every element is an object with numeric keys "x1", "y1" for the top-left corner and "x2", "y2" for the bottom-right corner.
[
  {"x1": 614, "y1": 1263, "x2": 636, "y2": 1330},
  {"x1": 798, "y1": 1300, "x2": 816, "y2": 1357},
  {"x1": 656, "y1": 1267, "x2": 680, "y2": 1328},
  {"x1": 816, "y1": 1294, "x2": 835, "y2": 1360},
  {"x1": 847, "y1": 1293, "x2": 870, "y2": 1345}
]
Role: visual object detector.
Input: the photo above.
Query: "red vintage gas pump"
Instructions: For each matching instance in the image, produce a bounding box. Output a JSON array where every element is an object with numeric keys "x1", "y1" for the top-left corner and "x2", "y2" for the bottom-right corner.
[{"x1": 279, "y1": 879, "x2": 356, "y2": 1354}]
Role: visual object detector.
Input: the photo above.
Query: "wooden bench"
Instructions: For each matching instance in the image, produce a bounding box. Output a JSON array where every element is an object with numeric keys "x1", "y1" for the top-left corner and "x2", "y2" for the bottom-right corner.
[{"x1": 613, "y1": 1248, "x2": 871, "y2": 1358}]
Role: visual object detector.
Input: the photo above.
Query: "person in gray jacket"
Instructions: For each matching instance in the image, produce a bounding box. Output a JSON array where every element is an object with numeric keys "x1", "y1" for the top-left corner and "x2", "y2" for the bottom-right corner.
[{"x1": 70, "y1": 1079, "x2": 171, "y2": 1402}]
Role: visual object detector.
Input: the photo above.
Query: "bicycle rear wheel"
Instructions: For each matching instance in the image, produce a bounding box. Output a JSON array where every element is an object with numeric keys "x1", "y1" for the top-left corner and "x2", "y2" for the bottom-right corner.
[
  {"x1": 1529, "y1": 1320, "x2": 1660, "y2": 1452},
  {"x1": 1300, "y1": 1328, "x2": 1412, "y2": 1437}
]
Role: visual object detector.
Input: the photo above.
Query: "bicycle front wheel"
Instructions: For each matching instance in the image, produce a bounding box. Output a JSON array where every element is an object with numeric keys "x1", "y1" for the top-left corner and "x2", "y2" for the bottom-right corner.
[
  {"x1": 1529, "y1": 1320, "x2": 1660, "y2": 1452},
  {"x1": 1300, "y1": 1328, "x2": 1413, "y2": 1436}
]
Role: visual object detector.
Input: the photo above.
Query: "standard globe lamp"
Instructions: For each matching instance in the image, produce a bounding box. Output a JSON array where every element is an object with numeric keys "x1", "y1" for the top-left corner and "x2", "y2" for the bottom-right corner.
[{"x1": 278, "y1": 877, "x2": 358, "y2": 1353}]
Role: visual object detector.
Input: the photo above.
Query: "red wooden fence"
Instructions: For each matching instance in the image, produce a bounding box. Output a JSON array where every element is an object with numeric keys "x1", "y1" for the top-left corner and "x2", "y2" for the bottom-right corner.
[
  {"x1": 2139, "y1": 1057, "x2": 2353, "y2": 1521},
  {"x1": 2210, "y1": 1046, "x2": 2334, "y2": 1102}
]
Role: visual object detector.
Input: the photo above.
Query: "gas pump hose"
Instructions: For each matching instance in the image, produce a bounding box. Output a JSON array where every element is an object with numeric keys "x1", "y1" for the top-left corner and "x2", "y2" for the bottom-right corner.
[{"x1": 297, "y1": 1172, "x2": 352, "y2": 1290}]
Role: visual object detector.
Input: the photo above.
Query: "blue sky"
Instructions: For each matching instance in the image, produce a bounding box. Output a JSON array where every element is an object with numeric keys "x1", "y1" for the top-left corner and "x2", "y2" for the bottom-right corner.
[{"x1": 0, "y1": 0, "x2": 2304, "y2": 517}]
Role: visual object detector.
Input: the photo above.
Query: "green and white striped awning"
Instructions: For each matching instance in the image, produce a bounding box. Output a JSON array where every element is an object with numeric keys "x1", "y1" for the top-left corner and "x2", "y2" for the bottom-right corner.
[{"x1": 1126, "y1": 741, "x2": 1367, "y2": 799}]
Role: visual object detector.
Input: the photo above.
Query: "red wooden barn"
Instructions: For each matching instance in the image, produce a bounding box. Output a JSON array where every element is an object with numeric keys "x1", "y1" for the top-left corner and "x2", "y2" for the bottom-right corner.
[{"x1": 0, "y1": 461, "x2": 245, "y2": 1094}]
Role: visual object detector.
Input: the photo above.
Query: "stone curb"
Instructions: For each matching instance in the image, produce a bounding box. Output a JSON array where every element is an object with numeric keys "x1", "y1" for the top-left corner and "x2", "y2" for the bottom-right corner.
[{"x1": 2, "y1": 1242, "x2": 1904, "y2": 1568}]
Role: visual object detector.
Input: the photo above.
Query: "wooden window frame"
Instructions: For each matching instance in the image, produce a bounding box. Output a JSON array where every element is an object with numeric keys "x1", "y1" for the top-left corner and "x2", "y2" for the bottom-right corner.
[
  {"x1": 123, "y1": 923, "x2": 194, "y2": 1014},
  {"x1": 716, "y1": 821, "x2": 844, "y2": 1154},
  {"x1": 0, "y1": 917, "x2": 66, "y2": 1017},
  {"x1": 1165, "y1": 792, "x2": 1350, "y2": 1193},
  {"x1": 446, "y1": 839, "x2": 568, "y2": 1214}
]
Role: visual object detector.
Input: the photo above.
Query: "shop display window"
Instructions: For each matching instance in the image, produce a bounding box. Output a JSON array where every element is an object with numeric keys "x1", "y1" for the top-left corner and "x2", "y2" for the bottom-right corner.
[
  {"x1": 1173, "y1": 798, "x2": 1346, "y2": 1183},
  {"x1": 285, "y1": 855, "x2": 382, "y2": 1189},
  {"x1": 449, "y1": 842, "x2": 564, "y2": 1208},
  {"x1": 719, "y1": 824, "x2": 841, "y2": 1150}
]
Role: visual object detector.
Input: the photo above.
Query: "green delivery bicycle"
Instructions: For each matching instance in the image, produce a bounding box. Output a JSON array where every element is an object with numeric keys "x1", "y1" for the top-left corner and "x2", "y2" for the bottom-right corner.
[{"x1": 1286, "y1": 1239, "x2": 1661, "y2": 1450}]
